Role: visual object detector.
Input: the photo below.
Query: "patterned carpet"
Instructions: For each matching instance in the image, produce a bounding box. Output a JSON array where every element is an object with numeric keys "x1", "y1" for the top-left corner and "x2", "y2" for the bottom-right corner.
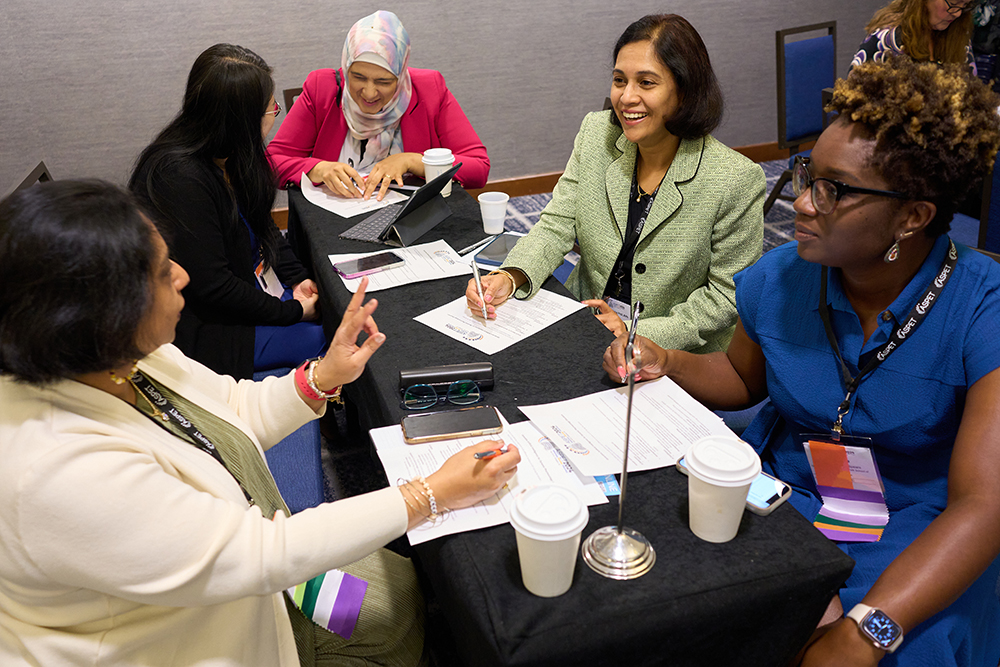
[{"x1": 503, "y1": 158, "x2": 798, "y2": 258}]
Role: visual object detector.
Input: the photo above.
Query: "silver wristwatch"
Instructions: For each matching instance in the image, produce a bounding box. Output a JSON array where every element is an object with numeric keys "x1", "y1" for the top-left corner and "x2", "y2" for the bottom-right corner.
[{"x1": 846, "y1": 603, "x2": 903, "y2": 653}]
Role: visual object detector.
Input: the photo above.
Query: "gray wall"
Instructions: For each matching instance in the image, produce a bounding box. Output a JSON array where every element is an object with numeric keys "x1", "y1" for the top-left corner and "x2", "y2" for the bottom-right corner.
[{"x1": 2, "y1": 0, "x2": 884, "y2": 200}]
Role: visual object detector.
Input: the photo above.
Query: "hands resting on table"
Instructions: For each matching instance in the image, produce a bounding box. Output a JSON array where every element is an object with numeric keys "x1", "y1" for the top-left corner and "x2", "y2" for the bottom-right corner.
[
  {"x1": 306, "y1": 153, "x2": 426, "y2": 202},
  {"x1": 296, "y1": 277, "x2": 522, "y2": 530},
  {"x1": 463, "y1": 269, "x2": 626, "y2": 337}
]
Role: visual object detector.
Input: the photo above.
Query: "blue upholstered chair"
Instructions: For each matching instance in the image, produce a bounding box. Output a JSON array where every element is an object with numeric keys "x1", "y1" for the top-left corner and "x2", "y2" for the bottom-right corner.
[
  {"x1": 763, "y1": 22, "x2": 837, "y2": 216},
  {"x1": 253, "y1": 367, "x2": 328, "y2": 513},
  {"x1": 950, "y1": 147, "x2": 1000, "y2": 254}
]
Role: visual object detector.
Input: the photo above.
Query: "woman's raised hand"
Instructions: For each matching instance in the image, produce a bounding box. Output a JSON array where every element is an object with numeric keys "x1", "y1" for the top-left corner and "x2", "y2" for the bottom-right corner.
[
  {"x1": 307, "y1": 161, "x2": 364, "y2": 199},
  {"x1": 313, "y1": 277, "x2": 385, "y2": 391}
]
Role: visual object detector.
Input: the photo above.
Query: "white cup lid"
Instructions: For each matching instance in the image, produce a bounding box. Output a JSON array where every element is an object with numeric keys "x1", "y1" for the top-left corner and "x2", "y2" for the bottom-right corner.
[
  {"x1": 509, "y1": 484, "x2": 589, "y2": 541},
  {"x1": 685, "y1": 435, "x2": 761, "y2": 487},
  {"x1": 421, "y1": 148, "x2": 454, "y2": 165}
]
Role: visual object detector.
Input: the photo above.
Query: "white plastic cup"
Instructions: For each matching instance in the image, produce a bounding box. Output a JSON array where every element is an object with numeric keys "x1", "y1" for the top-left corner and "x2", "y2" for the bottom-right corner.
[
  {"x1": 478, "y1": 191, "x2": 509, "y2": 235},
  {"x1": 685, "y1": 435, "x2": 761, "y2": 543},
  {"x1": 509, "y1": 484, "x2": 589, "y2": 597},
  {"x1": 421, "y1": 148, "x2": 455, "y2": 197}
]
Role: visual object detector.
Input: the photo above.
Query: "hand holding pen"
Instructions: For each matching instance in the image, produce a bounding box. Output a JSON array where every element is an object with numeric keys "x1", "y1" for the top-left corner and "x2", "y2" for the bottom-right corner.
[
  {"x1": 474, "y1": 444, "x2": 510, "y2": 460},
  {"x1": 470, "y1": 260, "x2": 489, "y2": 322}
]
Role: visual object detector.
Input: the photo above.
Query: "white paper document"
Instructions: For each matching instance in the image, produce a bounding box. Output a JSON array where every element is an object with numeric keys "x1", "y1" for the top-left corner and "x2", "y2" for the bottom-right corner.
[
  {"x1": 300, "y1": 171, "x2": 406, "y2": 218},
  {"x1": 328, "y1": 240, "x2": 471, "y2": 293},
  {"x1": 518, "y1": 377, "x2": 736, "y2": 477},
  {"x1": 370, "y1": 419, "x2": 607, "y2": 545},
  {"x1": 413, "y1": 291, "x2": 586, "y2": 355}
]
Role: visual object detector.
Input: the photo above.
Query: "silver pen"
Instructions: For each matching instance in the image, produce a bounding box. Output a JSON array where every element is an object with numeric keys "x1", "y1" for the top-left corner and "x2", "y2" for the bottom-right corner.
[
  {"x1": 471, "y1": 260, "x2": 488, "y2": 322},
  {"x1": 458, "y1": 233, "x2": 499, "y2": 256}
]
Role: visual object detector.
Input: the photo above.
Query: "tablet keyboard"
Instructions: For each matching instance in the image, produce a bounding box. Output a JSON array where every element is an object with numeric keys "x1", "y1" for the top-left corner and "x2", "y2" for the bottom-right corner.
[{"x1": 339, "y1": 204, "x2": 403, "y2": 242}]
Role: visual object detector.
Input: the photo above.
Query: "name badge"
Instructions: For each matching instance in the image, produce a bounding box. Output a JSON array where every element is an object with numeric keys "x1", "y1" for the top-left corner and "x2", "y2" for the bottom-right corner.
[
  {"x1": 605, "y1": 297, "x2": 632, "y2": 322},
  {"x1": 255, "y1": 263, "x2": 285, "y2": 299}
]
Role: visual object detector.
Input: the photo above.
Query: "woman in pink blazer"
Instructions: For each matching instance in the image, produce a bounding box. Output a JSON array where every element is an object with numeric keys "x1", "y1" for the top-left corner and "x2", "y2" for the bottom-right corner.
[{"x1": 268, "y1": 10, "x2": 490, "y2": 201}]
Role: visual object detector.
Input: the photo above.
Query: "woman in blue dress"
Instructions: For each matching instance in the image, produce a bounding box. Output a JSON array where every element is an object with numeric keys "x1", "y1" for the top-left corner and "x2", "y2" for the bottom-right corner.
[{"x1": 605, "y1": 57, "x2": 1000, "y2": 667}]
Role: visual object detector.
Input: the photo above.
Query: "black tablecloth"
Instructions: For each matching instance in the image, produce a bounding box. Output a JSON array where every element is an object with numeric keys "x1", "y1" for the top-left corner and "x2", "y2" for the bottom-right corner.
[
  {"x1": 289, "y1": 186, "x2": 855, "y2": 667},
  {"x1": 289, "y1": 186, "x2": 620, "y2": 433}
]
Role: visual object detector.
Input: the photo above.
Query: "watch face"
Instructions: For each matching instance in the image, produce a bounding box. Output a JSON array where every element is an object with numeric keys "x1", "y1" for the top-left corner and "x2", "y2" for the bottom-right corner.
[{"x1": 862, "y1": 610, "x2": 902, "y2": 647}]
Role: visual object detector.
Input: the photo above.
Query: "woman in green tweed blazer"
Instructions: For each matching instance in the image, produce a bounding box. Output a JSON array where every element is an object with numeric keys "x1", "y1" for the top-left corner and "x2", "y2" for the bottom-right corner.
[{"x1": 467, "y1": 14, "x2": 764, "y2": 354}]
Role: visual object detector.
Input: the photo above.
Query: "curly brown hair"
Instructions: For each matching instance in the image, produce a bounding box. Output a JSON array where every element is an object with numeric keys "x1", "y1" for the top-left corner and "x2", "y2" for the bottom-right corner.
[{"x1": 827, "y1": 56, "x2": 1000, "y2": 235}]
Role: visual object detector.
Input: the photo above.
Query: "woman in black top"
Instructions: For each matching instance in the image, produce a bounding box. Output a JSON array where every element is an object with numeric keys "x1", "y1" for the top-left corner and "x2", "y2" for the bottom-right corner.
[{"x1": 131, "y1": 44, "x2": 325, "y2": 380}]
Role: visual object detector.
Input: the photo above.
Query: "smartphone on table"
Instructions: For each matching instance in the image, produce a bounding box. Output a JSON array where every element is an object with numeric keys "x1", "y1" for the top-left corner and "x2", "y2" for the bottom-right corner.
[
  {"x1": 675, "y1": 455, "x2": 792, "y2": 516},
  {"x1": 475, "y1": 233, "x2": 522, "y2": 267},
  {"x1": 401, "y1": 405, "x2": 503, "y2": 444},
  {"x1": 334, "y1": 251, "x2": 405, "y2": 279}
]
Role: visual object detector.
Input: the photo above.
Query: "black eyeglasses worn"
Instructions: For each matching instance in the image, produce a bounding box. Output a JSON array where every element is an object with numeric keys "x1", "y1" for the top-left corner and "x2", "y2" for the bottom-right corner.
[
  {"x1": 265, "y1": 100, "x2": 282, "y2": 118},
  {"x1": 401, "y1": 380, "x2": 482, "y2": 410},
  {"x1": 791, "y1": 156, "x2": 909, "y2": 215},
  {"x1": 943, "y1": 0, "x2": 974, "y2": 15}
]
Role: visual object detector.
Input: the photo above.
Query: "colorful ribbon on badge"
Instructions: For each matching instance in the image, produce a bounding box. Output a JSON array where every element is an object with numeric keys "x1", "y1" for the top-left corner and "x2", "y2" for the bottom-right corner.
[
  {"x1": 288, "y1": 570, "x2": 368, "y2": 639},
  {"x1": 804, "y1": 440, "x2": 889, "y2": 543}
]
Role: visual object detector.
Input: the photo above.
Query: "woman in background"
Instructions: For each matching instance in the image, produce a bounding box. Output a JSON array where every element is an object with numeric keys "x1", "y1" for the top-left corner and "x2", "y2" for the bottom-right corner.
[
  {"x1": 131, "y1": 44, "x2": 325, "y2": 381},
  {"x1": 607, "y1": 57, "x2": 1000, "y2": 666},
  {"x1": 0, "y1": 180, "x2": 520, "y2": 667},
  {"x1": 853, "y1": 0, "x2": 978, "y2": 73},
  {"x1": 466, "y1": 14, "x2": 763, "y2": 353},
  {"x1": 268, "y1": 9, "x2": 489, "y2": 201}
]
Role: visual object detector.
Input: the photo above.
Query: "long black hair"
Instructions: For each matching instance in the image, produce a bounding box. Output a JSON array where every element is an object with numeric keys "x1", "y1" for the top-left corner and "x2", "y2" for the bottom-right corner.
[{"x1": 129, "y1": 43, "x2": 280, "y2": 269}]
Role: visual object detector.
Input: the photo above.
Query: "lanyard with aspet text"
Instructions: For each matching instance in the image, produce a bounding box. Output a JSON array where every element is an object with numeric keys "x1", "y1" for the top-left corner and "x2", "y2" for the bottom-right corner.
[
  {"x1": 819, "y1": 240, "x2": 957, "y2": 435},
  {"x1": 130, "y1": 370, "x2": 253, "y2": 503},
  {"x1": 606, "y1": 176, "x2": 658, "y2": 298}
]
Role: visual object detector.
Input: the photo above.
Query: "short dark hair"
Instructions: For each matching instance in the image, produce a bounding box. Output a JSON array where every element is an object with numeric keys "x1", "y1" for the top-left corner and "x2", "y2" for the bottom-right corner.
[
  {"x1": 610, "y1": 14, "x2": 724, "y2": 139},
  {"x1": 0, "y1": 180, "x2": 156, "y2": 384},
  {"x1": 828, "y1": 56, "x2": 1000, "y2": 236}
]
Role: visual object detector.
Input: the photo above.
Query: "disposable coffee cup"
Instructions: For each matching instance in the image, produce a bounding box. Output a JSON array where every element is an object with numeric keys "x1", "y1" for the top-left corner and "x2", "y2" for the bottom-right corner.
[
  {"x1": 685, "y1": 435, "x2": 761, "y2": 543},
  {"x1": 478, "y1": 191, "x2": 509, "y2": 235},
  {"x1": 509, "y1": 484, "x2": 589, "y2": 597},
  {"x1": 421, "y1": 148, "x2": 455, "y2": 197}
]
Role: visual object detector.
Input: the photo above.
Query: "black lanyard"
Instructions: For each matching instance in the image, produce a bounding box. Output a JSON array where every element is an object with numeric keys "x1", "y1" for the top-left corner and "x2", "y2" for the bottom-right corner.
[
  {"x1": 606, "y1": 175, "x2": 658, "y2": 299},
  {"x1": 819, "y1": 240, "x2": 957, "y2": 434},
  {"x1": 130, "y1": 370, "x2": 253, "y2": 503}
]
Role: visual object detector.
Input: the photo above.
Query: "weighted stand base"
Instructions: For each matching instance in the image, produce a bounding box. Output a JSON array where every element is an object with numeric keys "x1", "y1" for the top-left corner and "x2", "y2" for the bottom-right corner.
[{"x1": 581, "y1": 525, "x2": 656, "y2": 580}]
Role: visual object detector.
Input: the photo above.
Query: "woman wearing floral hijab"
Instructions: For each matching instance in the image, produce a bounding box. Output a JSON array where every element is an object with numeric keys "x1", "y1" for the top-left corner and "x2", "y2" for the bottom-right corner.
[{"x1": 269, "y1": 10, "x2": 490, "y2": 201}]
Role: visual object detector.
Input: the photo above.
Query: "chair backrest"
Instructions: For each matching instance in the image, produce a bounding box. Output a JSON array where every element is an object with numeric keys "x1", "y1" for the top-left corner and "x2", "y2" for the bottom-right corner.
[
  {"x1": 283, "y1": 87, "x2": 303, "y2": 113},
  {"x1": 13, "y1": 161, "x2": 53, "y2": 193},
  {"x1": 979, "y1": 148, "x2": 1000, "y2": 253},
  {"x1": 777, "y1": 22, "x2": 837, "y2": 152}
]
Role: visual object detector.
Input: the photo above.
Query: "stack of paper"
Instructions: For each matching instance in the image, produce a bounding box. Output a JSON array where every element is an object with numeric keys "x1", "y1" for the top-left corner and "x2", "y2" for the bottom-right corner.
[
  {"x1": 371, "y1": 378, "x2": 739, "y2": 545},
  {"x1": 804, "y1": 440, "x2": 889, "y2": 542},
  {"x1": 371, "y1": 418, "x2": 607, "y2": 545}
]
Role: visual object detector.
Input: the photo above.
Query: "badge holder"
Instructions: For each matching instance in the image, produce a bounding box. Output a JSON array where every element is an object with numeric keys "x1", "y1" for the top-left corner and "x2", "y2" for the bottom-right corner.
[{"x1": 581, "y1": 302, "x2": 656, "y2": 580}]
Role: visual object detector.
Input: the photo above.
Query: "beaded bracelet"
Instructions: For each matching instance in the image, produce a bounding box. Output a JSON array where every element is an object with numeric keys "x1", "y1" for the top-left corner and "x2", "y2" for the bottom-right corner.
[
  {"x1": 294, "y1": 360, "x2": 325, "y2": 401},
  {"x1": 487, "y1": 269, "x2": 517, "y2": 296},
  {"x1": 418, "y1": 476, "x2": 439, "y2": 520},
  {"x1": 306, "y1": 358, "x2": 343, "y2": 403}
]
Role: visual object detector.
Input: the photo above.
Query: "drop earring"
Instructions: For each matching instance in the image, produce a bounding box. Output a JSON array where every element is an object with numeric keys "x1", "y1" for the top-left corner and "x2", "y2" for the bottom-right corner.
[{"x1": 883, "y1": 240, "x2": 900, "y2": 263}]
